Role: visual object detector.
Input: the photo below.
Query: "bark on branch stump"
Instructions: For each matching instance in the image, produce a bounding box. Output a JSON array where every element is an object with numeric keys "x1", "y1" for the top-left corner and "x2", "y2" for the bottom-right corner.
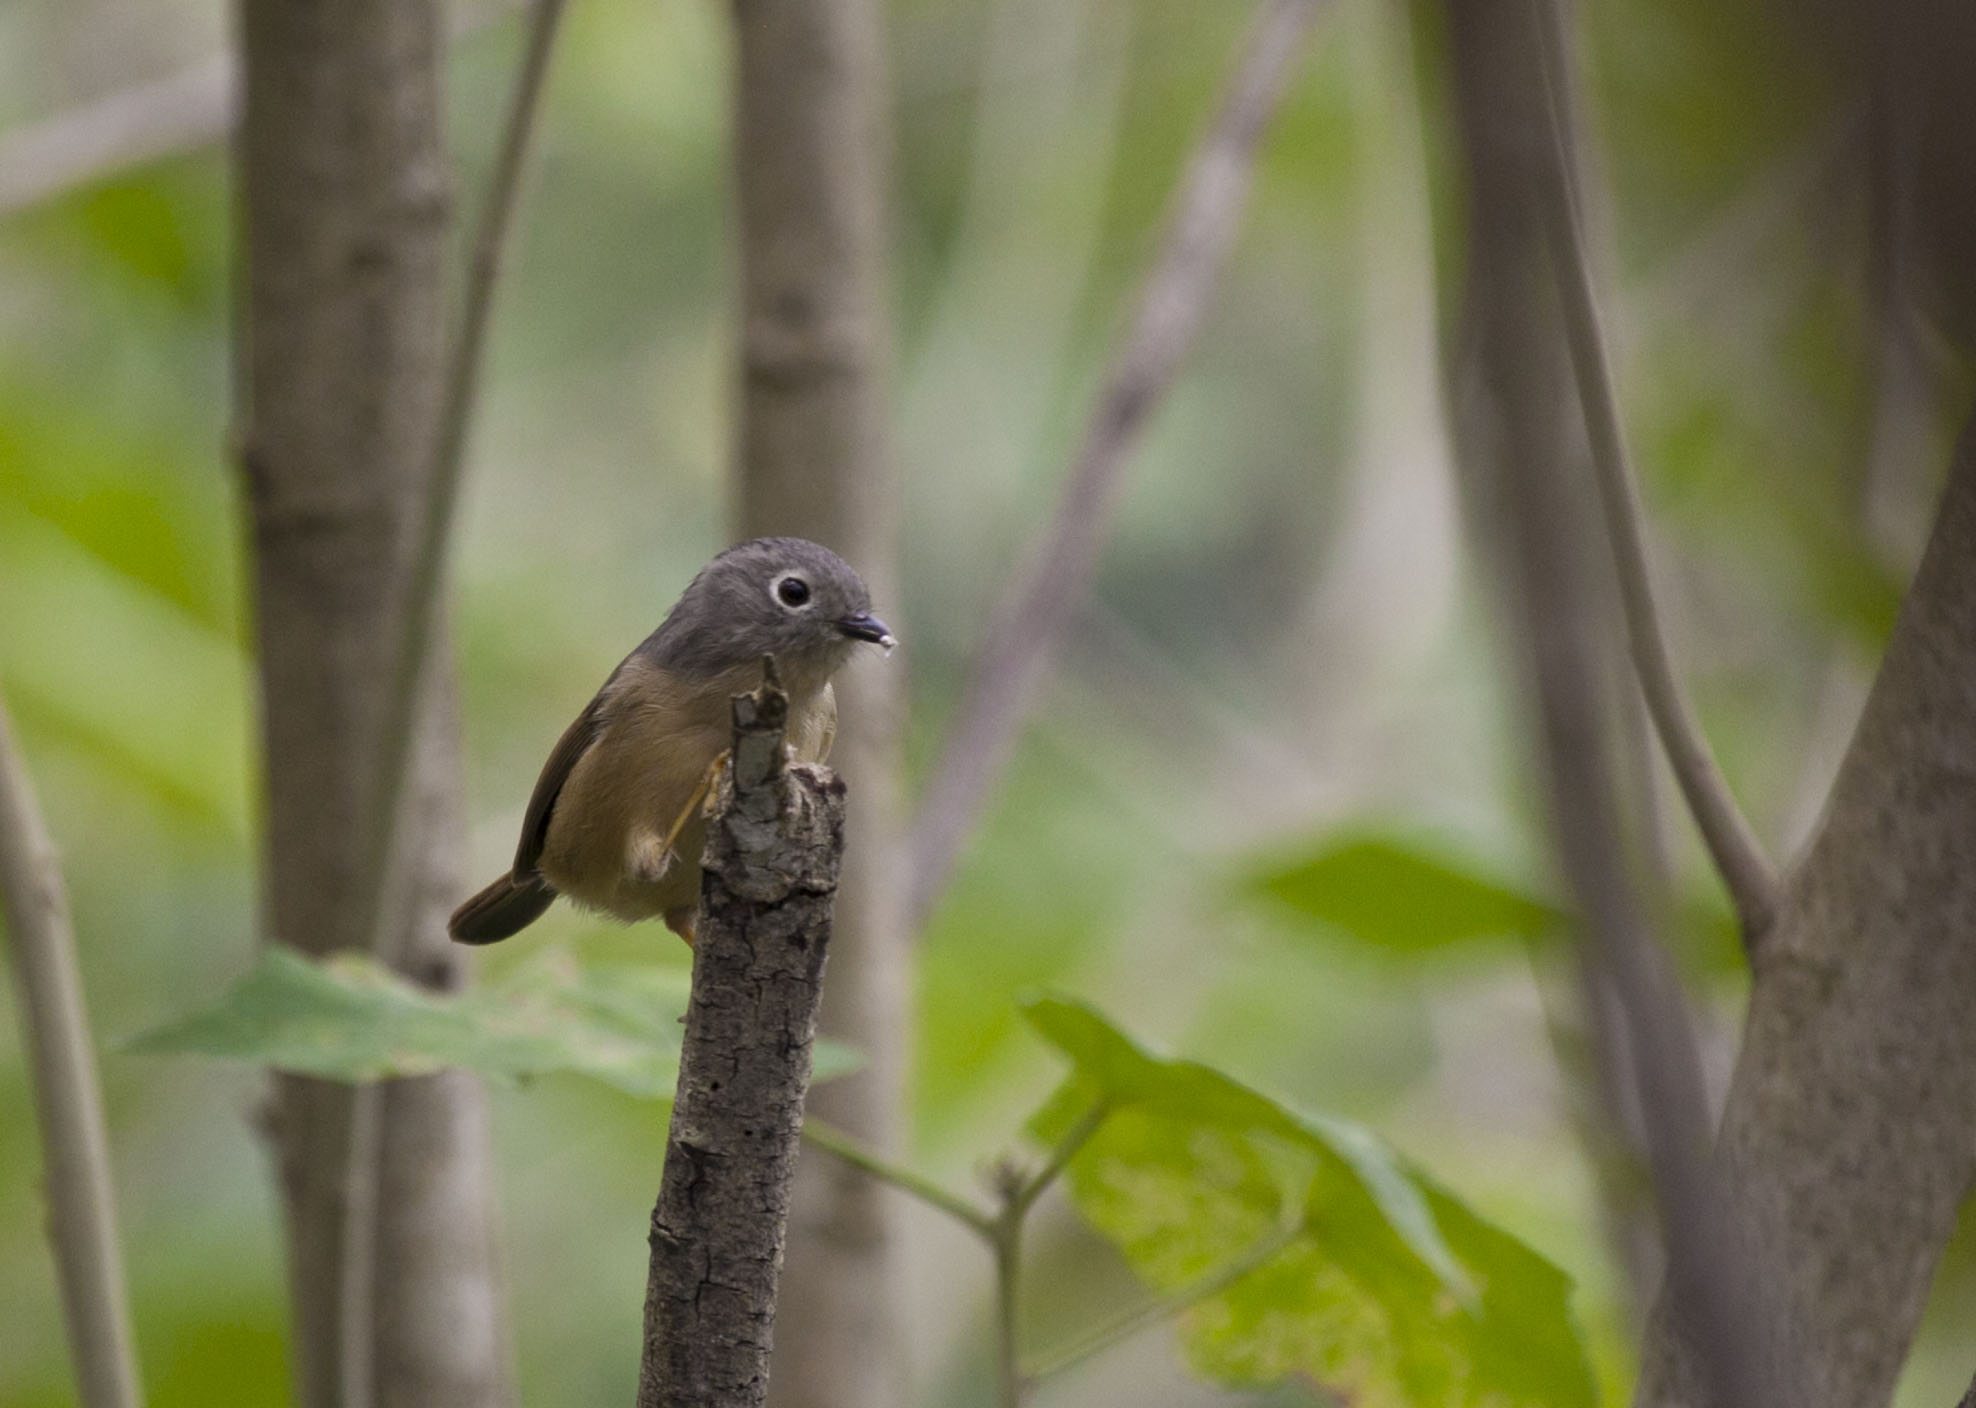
[{"x1": 635, "y1": 663, "x2": 847, "y2": 1408}]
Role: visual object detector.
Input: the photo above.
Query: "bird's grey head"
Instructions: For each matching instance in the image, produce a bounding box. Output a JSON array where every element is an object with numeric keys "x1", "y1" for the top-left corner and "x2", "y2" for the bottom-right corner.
[{"x1": 644, "y1": 537, "x2": 894, "y2": 691}]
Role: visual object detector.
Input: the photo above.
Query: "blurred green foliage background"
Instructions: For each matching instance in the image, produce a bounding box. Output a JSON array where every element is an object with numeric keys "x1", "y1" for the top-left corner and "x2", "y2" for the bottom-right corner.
[{"x1": 2, "y1": 0, "x2": 1970, "y2": 1402}]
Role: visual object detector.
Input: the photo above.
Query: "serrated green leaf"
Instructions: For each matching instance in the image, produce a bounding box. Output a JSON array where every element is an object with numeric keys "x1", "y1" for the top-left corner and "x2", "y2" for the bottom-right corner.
[
  {"x1": 1245, "y1": 833, "x2": 1559, "y2": 955},
  {"x1": 1021, "y1": 996, "x2": 1595, "y2": 1408},
  {"x1": 131, "y1": 947, "x2": 860, "y2": 1099}
]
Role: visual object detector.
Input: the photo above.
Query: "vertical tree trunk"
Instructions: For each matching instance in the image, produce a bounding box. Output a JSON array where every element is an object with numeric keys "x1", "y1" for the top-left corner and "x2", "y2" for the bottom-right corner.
[
  {"x1": 727, "y1": 1, "x2": 907, "y2": 1405},
  {"x1": 235, "y1": 5, "x2": 510, "y2": 1406}
]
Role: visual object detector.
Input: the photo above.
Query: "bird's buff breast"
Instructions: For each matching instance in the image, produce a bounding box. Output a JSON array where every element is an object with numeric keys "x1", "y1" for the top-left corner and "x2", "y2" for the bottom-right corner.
[{"x1": 537, "y1": 659, "x2": 836, "y2": 926}]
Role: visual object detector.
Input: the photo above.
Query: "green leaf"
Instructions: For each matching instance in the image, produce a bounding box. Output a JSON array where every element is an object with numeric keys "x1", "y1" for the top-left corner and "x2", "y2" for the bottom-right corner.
[
  {"x1": 131, "y1": 947, "x2": 861, "y2": 1099},
  {"x1": 1244, "y1": 833, "x2": 1559, "y2": 955},
  {"x1": 1022, "y1": 996, "x2": 1595, "y2": 1408}
]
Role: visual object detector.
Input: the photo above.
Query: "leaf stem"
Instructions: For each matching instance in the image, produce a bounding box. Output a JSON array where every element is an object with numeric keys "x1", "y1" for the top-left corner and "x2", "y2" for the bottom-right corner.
[
  {"x1": 1008, "y1": 1102, "x2": 1108, "y2": 1219},
  {"x1": 800, "y1": 1117, "x2": 997, "y2": 1240},
  {"x1": 807, "y1": 1099, "x2": 1111, "y2": 1408},
  {"x1": 1024, "y1": 1216, "x2": 1303, "y2": 1383}
]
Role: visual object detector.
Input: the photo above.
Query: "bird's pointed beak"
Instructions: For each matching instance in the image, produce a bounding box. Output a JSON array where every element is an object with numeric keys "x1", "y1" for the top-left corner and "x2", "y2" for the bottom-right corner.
[{"x1": 837, "y1": 612, "x2": 896, "y2": 652}]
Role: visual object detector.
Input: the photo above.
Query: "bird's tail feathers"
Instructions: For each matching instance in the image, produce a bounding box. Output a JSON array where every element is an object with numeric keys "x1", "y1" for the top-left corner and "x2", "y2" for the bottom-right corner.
[{"x1": 448, "y1": 872, "x2": 556, "y2": 944}]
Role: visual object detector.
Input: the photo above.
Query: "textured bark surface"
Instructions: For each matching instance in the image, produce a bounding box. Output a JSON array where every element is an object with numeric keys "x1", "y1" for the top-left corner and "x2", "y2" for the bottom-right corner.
[
  {"x1": 1636, "y1": 425, "x2": 1976, "y2": 1407},
  {"x1": 235, "y1": 4, "x2": 508, "y2": 1405},
  {"x1": 636, "y1": 681, "x2": 846, "y2": 1408},
  {"x1": 728, "y1": 0, "x2": 908, "y2": 1404}
]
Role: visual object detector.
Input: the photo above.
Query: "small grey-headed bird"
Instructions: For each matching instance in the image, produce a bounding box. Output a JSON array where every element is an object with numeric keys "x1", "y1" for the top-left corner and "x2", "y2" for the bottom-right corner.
[{"x1": 448, "y1": 537, "x2": 893, "y2": 946}]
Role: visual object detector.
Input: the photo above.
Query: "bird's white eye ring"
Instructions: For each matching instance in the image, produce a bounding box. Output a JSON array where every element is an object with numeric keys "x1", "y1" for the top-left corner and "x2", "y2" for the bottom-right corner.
[{"x1": 774, "y1": 575, "x2": 812, "y2": 609}]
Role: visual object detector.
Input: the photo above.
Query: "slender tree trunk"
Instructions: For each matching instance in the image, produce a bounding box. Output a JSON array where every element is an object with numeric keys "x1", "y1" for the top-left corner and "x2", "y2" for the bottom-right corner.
[
  {"x1": 235, "y1": 5, "x2": 510, "y2": 1406},
  {"x1": 727, "y1": 1, "x2": 907, "y2": 1404}
]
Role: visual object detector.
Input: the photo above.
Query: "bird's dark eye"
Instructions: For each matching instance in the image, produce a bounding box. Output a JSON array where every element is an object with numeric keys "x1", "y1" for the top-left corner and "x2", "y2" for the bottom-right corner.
[{"x1": 776, "y1": 575, "x2": 812, "y2": 608}]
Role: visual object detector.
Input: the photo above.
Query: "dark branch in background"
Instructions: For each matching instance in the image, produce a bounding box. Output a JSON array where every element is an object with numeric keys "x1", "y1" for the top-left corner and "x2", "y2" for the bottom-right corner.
[
  {"x1": 0, "y1": 689, "x2": 142, "y2": 1408},
  {"x1": 636, "y1": 666, "x2": 847, "y2": 1408},
  {"x1": 906, "y1": 0, "x2": 1324, "y2": 932},
  {"x1": 344, "y1": 0, "x2": 569, "y2": 960},
  {"x1": 1525, "y1": 0, "x2": 1779, "y2": 947},
  {"x1": 1440, "y1": 1, "x2": 1790, "y2": 1405}
]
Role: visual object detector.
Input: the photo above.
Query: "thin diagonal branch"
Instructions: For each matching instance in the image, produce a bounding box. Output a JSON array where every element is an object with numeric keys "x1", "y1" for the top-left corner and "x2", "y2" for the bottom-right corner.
[
  {"x1": 0, "y1": 2, "x2": 520, "y2": 224},
  {"x1": 906, "y1": 0, "x2": 1325, "y2": 933},
  {"x1": 1527, "y1": 0, "x2": 1779, "y2": 946},
  {"x1": 345, "y1": 0, "x2": 569, "y2": 959},
  {"x1": 0, "y1": 688, "x2": 143, "y2": 1408},
  {"x1": 0, "y1": 57, "x2": 232, "y2": 219}
]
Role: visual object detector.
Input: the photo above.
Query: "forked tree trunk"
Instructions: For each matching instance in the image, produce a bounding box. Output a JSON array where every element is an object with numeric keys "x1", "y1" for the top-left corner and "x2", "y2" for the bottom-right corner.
[{"x1": 1436, "y1": 0, "x2": 1976, "y2": 1401}]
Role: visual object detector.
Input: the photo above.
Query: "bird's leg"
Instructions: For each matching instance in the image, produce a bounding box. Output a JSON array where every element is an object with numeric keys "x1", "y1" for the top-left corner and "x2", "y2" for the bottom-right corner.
[
  {"x1": 660, "y1": 749, "x2": 730, "y2": 856},
  {"x1": 628, "y1": 752, "x2": 734, "y2": 886}
]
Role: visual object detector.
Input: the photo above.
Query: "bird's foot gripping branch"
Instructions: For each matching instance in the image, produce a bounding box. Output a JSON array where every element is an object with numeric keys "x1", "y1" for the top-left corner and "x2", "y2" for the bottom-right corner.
[{"x1": 635, "y1": 658, "x2": 848, "y2": 1408}]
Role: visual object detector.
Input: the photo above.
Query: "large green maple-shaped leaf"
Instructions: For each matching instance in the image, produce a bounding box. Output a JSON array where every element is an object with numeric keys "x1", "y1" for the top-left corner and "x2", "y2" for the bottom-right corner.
[
  {"x1": 131, "y1": 946, "x2": 860, "y2": 1099},
  {"x1": 1023, "y1": 996, "x2": 1595, "y2": 1408}
]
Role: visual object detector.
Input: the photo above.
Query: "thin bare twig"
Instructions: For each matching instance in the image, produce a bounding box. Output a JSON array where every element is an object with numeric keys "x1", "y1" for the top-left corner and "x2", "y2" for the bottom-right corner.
[
  {"x1": 1527, "y1": 0, "x2": 1779, "y2": 946},
  {"x1": 0, "y1": 688, "x2": 143, "y2": 1408},
  {"x1": 906, "y1": 0, "x2": 1324, "y2": 932},
  {"x1": 344, "y1": 0, "x2": 569, "y2": 959}
]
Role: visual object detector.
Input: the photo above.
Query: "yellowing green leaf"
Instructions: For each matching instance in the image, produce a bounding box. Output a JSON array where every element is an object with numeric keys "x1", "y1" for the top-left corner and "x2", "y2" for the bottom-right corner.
[{"x1": 1023, "y1": 996, "x2": 1595, "y2": 1408}]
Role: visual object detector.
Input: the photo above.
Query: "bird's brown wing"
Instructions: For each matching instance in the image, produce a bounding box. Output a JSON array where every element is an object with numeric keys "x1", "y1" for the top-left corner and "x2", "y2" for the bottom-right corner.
[{"x1": 511, "y1": 688, "x2": 612, "y2": 875}]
